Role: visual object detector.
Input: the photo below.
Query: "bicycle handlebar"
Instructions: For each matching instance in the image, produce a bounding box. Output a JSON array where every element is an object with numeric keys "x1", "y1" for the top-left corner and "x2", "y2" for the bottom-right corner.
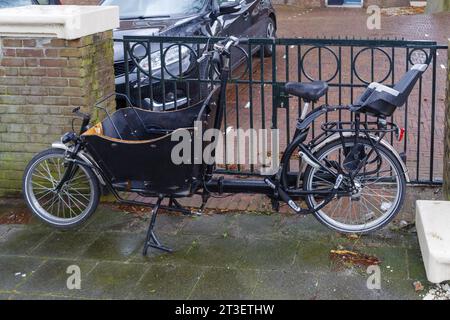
[
  {"x1": 72, "y1": 107, "x2": 91, "y2": 134},
  {"x1": 197, "y1": 36, "x2": 242, "y2": 63}
]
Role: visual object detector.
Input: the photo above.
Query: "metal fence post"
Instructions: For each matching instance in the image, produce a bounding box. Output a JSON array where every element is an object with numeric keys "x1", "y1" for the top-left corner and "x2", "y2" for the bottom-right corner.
[{"x1": 444, "y1": 40, "x2": 450, "y2": 200}]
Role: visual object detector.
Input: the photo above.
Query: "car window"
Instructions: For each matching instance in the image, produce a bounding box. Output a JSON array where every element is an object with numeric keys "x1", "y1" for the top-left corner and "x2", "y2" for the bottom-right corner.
[
  {"x1": 102, "y1": 0, "x2": 208, "y2": 19},
  {"x1": 0, "y1": 0, "x2": 35, "y2": 8}
]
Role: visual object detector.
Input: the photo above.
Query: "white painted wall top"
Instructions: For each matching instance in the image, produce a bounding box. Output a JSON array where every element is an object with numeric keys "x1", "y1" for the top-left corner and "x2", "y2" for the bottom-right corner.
[
  {"x1": 416, "y1": 201, "x2": 450, "y2": 263},
  {"x1": 0, "y1": 5, "x2": 119, "y2": 40},
  {"x1": 416, "y1": 201, "x2": 450, "y2": 283}
]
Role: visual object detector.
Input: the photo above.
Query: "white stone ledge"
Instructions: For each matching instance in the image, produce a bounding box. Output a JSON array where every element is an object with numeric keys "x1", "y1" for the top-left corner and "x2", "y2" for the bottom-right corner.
[
  {"x1": 0, "y1": 5, "x2": 119, "y2": 40},
  {"x1": 416, "y1": 200, "x2": 450, "y2": 283}
]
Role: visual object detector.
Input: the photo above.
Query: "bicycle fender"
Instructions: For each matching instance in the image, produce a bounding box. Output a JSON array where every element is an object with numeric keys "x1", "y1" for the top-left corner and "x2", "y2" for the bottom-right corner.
[
  {"x1": 311, "y1": 133, "x2": 410, "y2": 183},
  {"x1": 51, "y1": 142, "x2": 106, "y2": 186}
]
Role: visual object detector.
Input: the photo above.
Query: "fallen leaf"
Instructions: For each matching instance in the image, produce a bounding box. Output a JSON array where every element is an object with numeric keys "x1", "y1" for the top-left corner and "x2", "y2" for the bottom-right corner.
[
  {"x1": 330, "y1": 249, "x2": 381, "y2": 267},
  {"x1": 413, "y1": 281, "x2": 424, "y2": 292}
]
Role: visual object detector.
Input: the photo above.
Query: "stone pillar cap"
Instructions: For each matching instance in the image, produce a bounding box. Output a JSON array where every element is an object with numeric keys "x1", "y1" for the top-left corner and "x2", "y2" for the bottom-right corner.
[{"x1": 0, "y1": 5, "x2": 119, "y2": 40}]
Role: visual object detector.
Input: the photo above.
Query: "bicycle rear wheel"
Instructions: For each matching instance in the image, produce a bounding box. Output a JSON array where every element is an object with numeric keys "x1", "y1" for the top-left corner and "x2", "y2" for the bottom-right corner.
[{"x1": 303, "y1": 137, "x2": 406, "y2": 234}]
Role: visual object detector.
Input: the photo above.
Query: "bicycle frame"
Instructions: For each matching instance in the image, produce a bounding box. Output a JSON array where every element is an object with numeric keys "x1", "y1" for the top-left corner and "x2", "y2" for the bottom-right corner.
[
  {"x1": 54, "y1": 36, "x2": 408, "y2": 212},
  {"x1": 42, "y1": 37, "x2": 411, "y2": 253}
]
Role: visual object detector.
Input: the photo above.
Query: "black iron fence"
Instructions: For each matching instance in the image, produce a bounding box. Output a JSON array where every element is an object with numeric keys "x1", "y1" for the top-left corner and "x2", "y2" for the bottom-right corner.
[{"x1": 114, "y1": 36, "x2": 448, "y2": 185}]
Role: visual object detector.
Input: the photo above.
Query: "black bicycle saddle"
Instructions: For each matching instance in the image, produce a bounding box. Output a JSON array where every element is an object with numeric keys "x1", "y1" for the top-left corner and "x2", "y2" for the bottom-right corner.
[{"x1": 285, "y1": 81, "x2": 328, "y2": 102}]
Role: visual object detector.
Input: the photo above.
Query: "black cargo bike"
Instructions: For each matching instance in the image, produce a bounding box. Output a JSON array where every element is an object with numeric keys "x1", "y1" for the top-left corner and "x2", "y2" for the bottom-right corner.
[{"x1": 23, "y1": 37, "x2": 426, "y2": 254}]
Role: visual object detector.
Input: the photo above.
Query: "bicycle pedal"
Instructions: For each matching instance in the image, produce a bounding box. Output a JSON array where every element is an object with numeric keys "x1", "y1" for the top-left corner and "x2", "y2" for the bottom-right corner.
[{"x1": 264, "y1": 178, "x2": 309, "y2": 214}]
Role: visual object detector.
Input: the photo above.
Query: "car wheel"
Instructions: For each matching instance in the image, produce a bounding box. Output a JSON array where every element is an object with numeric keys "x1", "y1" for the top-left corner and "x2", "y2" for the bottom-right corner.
[{"x1": 262, "y1": 17, "x2": 276, "y2": 57}]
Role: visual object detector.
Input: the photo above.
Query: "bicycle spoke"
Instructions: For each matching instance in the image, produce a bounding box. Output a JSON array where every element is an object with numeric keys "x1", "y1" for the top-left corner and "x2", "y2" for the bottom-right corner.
[
  {"x1": 64, "y1": 191, "x2": 87, "y2": 212},
  {"x1": 360, "y1": 195, "x2": 384, "y2": 218},
  {"x1": 58, "y1": 193, "x2": 75, "y2": 218}
]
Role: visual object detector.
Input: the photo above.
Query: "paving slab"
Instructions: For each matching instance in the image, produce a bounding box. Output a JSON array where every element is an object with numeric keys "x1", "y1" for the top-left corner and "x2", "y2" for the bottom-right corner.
[
  {"x1": 0, "y1": 256, "x2": 45, "y2": 292},
  {"x1": 130, "y1": 263, "x2": 203, "y2": 300},
  {"x1": 16, "y1": 259, "x2": 97, "y2": 296},
  {"x1": 151, "y1": 212, "x2": 188, "y2": 235},
  {"x1": 233, "y1": 213, "x2": 283, "y2": 239},
  {"x1": 0, "y1": 205, "x2": 429, "y2": 300},
  {"x1": 0, "y1": 228, "x2": 51, "y2": 256},
  {"x1": 253, "y1": 270, "x2": 319, "y2": 300},
  {"x1": 361, "y1": 247, "x2": 409, "y2": 281},
  {"x1": 295, "y1": 239, "x2": 335, "y2": 274},
  {"x1": 402, "y1": 232, "x2": 421, "y2": 249},
  {"x1": 236, "y1": 238, "x2": 298, "y2": 271},
  {"x1": 80, "y1": 232, "x2": 145, "y2": 262},
  {"x1": 314, "y1": 272, "x2": 376, "y2": 300},
  {"x1": 380, "y1": 279, "x2": 425, "y2": 300},
  {"x1": 168, "y1": 235, "x2": 248, "y2": 268},
  {"x1": 179, "y1": 213, "x2": 237, "y2": 237},
  {"x1": 81, "y1": 209, "x2": 138, "y2": 232},
  {"x1": 0, "y1": 225, "x2": 10, "y2": 239},
  {"x1": 76, "y1": 262, "x2": 147, "y2": 300},
  {"x1": 278, "y1": 214, "x2": 331, "y2": 238},
  {"x1": 189, "y1": 267, "x2": 259, "y2": 300},
  {"x1": 407, "y1": 247, "x2": 428, "y2": 281},
  {"x1": 30, "y1": 231, "x2": 100, "y2": 259},
  {"x1": 314, "y1": 271, "x2": 422, "y2": 300}
]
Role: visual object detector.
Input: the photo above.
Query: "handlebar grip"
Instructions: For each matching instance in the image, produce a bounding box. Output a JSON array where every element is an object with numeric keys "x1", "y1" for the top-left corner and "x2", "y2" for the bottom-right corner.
[
  {"x1": 72, "y1": 107, "x2": 91, "y2": 134},
  {"x1": 72, "y1": 106, "x2": 81, "y2": 113},
  {"x1": 72, "y1": 107, "x2": 90, "y2": 120}
]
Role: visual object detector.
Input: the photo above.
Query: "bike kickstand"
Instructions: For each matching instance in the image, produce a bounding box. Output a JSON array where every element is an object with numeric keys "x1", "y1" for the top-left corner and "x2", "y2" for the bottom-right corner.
[
  {"x1": 166, "y1": 196, "x2": 193, "y2": 216},
  {"x1": 195, "y1": 192, "x2": 210, "y2": 216},
  {"x1": 143, "y1": 195, "x2": 173, "y2": 255}
]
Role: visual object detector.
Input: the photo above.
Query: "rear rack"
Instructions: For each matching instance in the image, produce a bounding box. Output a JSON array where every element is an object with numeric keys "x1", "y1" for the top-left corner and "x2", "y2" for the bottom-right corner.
[{"x1": 321, "y1": 121, "x2": 399, "y2": 135}]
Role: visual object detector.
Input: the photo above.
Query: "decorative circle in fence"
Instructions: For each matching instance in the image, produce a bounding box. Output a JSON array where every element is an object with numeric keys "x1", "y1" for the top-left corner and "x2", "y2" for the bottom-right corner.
[
  {"x1": 300, "y1": 46, "x2": 340, "y2": 83},
  {"x1": 352, "y1": 47, "x2": 392, "y2": 85},
  {"x1": 408, "y1": 48, "x2": 431, "y2": 66},
  {"x1": 127, "y1": 41, "x2": 200, "y2": 81}
]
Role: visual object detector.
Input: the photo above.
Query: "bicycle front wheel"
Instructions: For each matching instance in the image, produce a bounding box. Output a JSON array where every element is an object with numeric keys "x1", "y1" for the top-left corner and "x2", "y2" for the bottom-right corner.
[
  {"x1": 23, "y1": 148, "x2": 100, "y2": 229},
  {"x1": 303, "y1": 137, "x2": 406, "y2": 234}
]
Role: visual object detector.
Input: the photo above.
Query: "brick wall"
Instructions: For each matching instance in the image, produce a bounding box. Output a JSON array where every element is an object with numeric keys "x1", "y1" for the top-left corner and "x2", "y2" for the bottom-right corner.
[
  {"x1": 444, "y1": 41, "x2": 450, "y2": 200},
  {"x1": 0, "y1": 31, "x2": 115, "y2": 196}
]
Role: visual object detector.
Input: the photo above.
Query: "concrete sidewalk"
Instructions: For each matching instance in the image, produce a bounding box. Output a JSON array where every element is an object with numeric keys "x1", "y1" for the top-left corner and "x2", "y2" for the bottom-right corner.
[{"x1": 0, "y1": 201, "x2": 430, "y2": 300}]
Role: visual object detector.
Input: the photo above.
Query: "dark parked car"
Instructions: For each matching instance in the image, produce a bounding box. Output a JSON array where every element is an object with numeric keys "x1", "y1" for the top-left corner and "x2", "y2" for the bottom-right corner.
[
  {"x1": 101, "y1": 0, "x2": 277, "y2": 110},
  {"x1": 0, "y1": 0, "x2": 60, "y2": 8}
]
